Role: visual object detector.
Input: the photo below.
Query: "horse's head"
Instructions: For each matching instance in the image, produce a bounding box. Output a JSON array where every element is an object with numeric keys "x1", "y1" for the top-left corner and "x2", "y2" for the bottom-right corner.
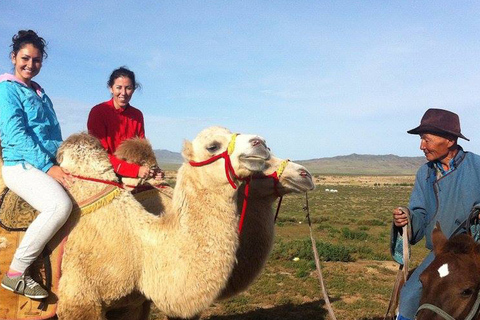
[{"x1": 417, "y1": 223, "x2": 480, "y2": 320}]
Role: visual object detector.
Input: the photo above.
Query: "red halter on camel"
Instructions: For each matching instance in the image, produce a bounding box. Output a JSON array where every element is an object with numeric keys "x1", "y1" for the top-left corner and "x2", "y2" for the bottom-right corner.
[
  {"x1": 188, "y1": 133, "x2": 252, "y2": 233},
  {"x1": 252, "y1": 159, "x2": 291, "y2": 222}
]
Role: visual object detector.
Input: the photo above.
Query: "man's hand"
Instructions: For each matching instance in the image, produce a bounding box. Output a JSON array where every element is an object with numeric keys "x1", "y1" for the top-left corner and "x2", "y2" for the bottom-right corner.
[{"x1": 393, "y1": 207, "x2": 409, "y2": 227}]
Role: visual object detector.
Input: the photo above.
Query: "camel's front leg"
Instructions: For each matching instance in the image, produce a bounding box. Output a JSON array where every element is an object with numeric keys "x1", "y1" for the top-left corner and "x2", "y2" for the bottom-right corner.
[
  {"x1": 57, "y1": 299, "x2": 104, "y2": 320},
  {"x1": 105, "y1": 300, "x2": 152, "y2": 320},
  {"x1": 57, "y1": 282, "x2": 105, "y2": 320}
]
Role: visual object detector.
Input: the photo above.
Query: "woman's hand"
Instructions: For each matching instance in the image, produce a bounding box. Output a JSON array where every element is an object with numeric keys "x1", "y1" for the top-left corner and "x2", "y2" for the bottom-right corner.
[
  {"x1": 138, "y1": 165, "x2": 150, "y2": 179},
  {"x1": 138, "y1": 165, "x2": 165, "y2": 181},
  {"x1": 47, "y1": 165, "x2": 74, "y2": 189},
  {"x1": 151, "y1": 167, "x2": 165, "y2": 181}
]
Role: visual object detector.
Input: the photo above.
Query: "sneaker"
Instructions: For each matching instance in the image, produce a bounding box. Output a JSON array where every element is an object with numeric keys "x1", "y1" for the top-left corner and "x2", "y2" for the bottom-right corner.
[{"x1": 1, "y1": 274, "x2": 48, "y2": 299}]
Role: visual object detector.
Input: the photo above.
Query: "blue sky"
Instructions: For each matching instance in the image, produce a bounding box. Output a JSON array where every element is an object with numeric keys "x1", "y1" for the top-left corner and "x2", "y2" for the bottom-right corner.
[{"x1": 1, "y1": 1, "x2": 479, "y2": 160}]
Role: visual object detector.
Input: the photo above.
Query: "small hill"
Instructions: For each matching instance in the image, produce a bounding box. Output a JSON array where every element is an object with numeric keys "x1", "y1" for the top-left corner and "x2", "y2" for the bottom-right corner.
[
  {"x1": 154, "y1": 149, "x2": 183, "y2": 170},
  {"x1": 297, "y1": 153, "x2": 425, "y2": 175},
  {"x1": 154, "y1": 150, "x2": 426, "y2": 175}
]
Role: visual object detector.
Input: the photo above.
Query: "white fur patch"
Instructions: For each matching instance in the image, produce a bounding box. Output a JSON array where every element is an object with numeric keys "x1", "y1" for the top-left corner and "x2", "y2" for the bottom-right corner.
[
  {"x1": 0, "y1": 236, "x2": 8, "y2": 249},
  {"x1": 438, "y1": 263, "x2": 449, "y2": 278}
]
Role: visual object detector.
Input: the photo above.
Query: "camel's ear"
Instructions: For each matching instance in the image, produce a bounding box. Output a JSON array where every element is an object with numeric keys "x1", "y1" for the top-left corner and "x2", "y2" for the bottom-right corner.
[
  {"x1": 432, "y1": 222, "x2": 448, "y2": 255},
  {"x1": 182, "y1": 140, "x2": 194, "y2": 161}
]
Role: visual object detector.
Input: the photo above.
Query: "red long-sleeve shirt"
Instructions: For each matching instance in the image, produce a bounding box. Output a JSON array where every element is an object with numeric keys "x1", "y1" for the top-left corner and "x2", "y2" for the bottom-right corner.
[{"x1": 87, "y1": 99, "x2": 145, "y2": 177}]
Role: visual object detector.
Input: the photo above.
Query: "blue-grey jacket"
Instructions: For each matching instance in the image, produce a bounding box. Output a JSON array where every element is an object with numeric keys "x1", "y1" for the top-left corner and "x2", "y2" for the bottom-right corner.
[
  {"x1": 408, "y1": 147, "x2": 480, "y2": 249},
  {"x1": 0, "y1": 73, "x2": 62, "y2": 172}
]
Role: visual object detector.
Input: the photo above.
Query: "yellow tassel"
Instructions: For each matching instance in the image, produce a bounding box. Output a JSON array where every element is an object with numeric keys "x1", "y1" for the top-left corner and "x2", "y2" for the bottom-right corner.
[
  {"x1": 276, "y1": 159, "x2": 290, "y2": 178},
  {"x1": 72, "y1": 187, "x2": 122, "y2": 217},
  {"x1": 227, "y1": 133, "x2": 238, "y2": 155}
]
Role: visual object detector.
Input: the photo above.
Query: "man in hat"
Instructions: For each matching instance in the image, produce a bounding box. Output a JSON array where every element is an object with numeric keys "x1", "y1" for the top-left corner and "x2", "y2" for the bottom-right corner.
[{"x1": 392, "y1": 108, "x2": 480, "y2": 320}]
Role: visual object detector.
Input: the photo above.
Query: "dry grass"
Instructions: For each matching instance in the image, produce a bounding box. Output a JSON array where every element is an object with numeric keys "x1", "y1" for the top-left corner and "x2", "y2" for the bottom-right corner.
[{"x1": 149, "y1": 175, "x2": 429, "y2": 320}]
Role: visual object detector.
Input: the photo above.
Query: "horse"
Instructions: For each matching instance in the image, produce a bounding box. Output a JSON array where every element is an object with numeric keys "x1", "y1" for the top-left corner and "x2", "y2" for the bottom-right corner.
[{"x1": 416, "y1": 223, "x2": 480, "y2": 320}]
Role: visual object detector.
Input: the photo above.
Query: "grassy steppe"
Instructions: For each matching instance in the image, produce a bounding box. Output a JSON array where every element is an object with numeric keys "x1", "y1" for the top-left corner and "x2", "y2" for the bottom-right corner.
[{"x1": 150, "y1": 175, "x2": 429, "y2": 320}]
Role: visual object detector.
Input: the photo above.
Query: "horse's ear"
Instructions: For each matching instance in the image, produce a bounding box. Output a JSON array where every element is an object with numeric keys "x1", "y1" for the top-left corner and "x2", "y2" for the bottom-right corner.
[
  {"x1": 432, "y1": 222, "x2": 448, "y2": 255},
  {"x1": 182, "y1": 140, "x2": 193, "y2": 161}
]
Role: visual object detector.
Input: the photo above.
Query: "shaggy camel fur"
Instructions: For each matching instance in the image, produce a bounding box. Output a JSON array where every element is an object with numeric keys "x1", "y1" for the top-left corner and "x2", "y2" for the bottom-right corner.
[
  {"x1": 114, "y1": 137, "x2": 159, "y2": 190},
  {"x1": 113, "y1": 139, "x2": 315, "y2": 317},
  {"x1": 54, "y1": 127, "x2": 269, "y2": 320}
]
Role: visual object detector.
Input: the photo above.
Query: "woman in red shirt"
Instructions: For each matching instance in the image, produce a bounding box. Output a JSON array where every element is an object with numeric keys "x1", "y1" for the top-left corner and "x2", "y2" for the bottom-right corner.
[{"x1": 87, "y1": 67, "x2": 161, "y2": 179}]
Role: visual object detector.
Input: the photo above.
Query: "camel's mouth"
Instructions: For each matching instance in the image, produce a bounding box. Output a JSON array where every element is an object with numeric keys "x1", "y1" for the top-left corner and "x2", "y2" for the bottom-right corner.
[
  {"x1": 238, "y1": 155, "x2": 268, "y2": 172},
  {"x1": 239, "y1": 155, "x2": 268, "y2": 161},
  {"x1": 280, "y1": 176, "x2": 315, "y2": 193}
]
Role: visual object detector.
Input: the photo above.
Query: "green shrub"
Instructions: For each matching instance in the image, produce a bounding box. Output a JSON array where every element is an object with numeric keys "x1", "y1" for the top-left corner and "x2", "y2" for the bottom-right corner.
[
  {"x1": 362, "y1": 219, "x2": 387, "y2": 226},
  {"x1": 272, "y1": 238, "x2": 353, "y2": 262},
  {"x1": 341, "y1": 227, "x2": 368, "y2": 240}
]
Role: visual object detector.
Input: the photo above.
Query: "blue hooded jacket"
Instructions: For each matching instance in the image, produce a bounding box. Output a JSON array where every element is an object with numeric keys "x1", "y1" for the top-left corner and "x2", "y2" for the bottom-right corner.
[{"x1": 0, "y1": 73, "x2": 62, "y2": 172}]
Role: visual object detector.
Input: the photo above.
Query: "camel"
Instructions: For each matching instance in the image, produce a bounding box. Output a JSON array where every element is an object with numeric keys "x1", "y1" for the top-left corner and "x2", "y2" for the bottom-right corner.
[
  {"x1": 26, "y1": 127, "x2": 269, "y2": 320},
  {"x1": 112, "y1": 138, "x2": 315, "y2": 318}
]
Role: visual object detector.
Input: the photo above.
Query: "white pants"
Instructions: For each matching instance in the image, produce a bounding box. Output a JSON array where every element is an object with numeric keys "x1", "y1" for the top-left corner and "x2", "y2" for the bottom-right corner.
[{"x1": 2, "y1": 163, "x2": 72, "y2": 273}]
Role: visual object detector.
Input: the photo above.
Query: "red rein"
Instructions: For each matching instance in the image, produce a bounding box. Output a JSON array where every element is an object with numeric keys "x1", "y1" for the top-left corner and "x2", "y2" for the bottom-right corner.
[
  {"x1": 189, "y1": 150, "x2": 252, "y2": 233},
  {"x1": 189, "y1": 152, "x2": 285, "y2": 233}
]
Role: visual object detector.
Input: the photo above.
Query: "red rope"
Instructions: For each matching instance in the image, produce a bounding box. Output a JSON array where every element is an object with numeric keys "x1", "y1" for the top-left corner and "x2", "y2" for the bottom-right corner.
[
  {"x1": 238, "y1": 177, "x2": 251, "y2": 233},
  {"x1": 189, "y1": 148, "x2": 252, "y2": 233},
  {"x1": 70, "y1": 174, "x2": 124, "y2": 189},
  {"x1": 251, "y1": 171, "x2": 283, "y2": 221},
  {"x1": 189, "y1": 150, "x2": 241, "y2": 189}
]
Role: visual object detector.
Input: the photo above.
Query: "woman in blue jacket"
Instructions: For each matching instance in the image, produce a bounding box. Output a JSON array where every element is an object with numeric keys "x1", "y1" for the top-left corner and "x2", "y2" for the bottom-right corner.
[{"x1": 0, "y1": 30, "x2": 72, "y2": 299}]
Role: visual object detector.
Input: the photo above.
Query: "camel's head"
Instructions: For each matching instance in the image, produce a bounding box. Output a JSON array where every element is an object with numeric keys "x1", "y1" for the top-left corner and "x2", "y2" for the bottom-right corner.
[
  {"x1": 114, "y1": 138, "x2": 159, "y2": 188},
  {"x1": 250, "y1": 156, "x2": 315, "y2": 197},
  {"x1": 57, "y1": 132, "x2": 117, "y2": 180},
  {"x1": 114, "y1": 137, "x2": 158, "y2": 168},
  {"x1": 182, "y1": 126, "x2": 270, "y2": 185}
]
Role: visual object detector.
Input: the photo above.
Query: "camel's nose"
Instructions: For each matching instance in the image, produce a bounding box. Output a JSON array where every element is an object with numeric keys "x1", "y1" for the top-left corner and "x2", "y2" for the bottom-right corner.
[{"x1": 250, "y1": 137, "x2": 266, "y2": 149}]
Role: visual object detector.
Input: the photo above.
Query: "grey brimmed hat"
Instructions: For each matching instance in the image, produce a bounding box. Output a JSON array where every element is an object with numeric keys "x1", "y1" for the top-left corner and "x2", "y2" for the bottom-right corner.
[{"x1": 407, "y1": 108, "x2": 469, "y2": 141}]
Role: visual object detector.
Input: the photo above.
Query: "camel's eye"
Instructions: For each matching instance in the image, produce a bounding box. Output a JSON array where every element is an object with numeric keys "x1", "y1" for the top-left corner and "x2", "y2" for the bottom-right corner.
[
  {"x1": 461, "y1": 288, "x2": 474, "y2": 297},
  {"x1": 206, "y1": 144, "x2": 219, "y2": 153}
]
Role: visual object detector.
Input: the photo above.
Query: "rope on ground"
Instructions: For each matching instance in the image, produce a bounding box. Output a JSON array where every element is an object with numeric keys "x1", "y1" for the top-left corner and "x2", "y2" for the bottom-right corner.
[{"x1": 304, "y1": 192, "x2": 337, "y2": 320}]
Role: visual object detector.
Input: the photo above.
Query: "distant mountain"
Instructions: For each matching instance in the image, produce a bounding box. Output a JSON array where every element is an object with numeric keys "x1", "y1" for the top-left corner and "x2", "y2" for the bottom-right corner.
[
  {"x1": 297, "y1": 153, "x2": 426, "y2": 175},
  {"x1": 154, "y1": 149, "x2": 183, "y2": 166},
  {"x1": 154, "y1": 149, "x2": 426, "y2": 175}
]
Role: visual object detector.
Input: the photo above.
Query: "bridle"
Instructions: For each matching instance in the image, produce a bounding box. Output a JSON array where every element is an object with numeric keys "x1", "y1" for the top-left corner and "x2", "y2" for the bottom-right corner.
[
  {"x1": 251, "y1": 159, "x2": 290, "y2": 222},
  {"x1": 415, "y1": 208, "x2": 480, "y2": 320},
  {"x1": 416, "y1": 290, "x2": 480, "y2": 320},
  {"x1": 188, "y1": 133, "x2": 252, "y2": 233}
]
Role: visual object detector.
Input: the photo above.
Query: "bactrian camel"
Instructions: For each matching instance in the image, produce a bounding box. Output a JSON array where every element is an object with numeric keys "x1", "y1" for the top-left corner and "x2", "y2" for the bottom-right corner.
[
  {"x1": 36, "y1": 127, "x2": 270, "y2": 319},
  {"x1": 113, "y1": 138, "x2": 315, "y2": 318}
]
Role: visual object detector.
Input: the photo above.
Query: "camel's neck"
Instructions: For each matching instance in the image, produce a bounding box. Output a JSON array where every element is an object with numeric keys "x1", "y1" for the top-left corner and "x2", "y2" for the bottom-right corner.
[
  {"x1": 139, "y1": 165, "x2": 241, "y2": 317},
  {"x1": 173, "y1": 165, "x2": 239, "y2": 244}
]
